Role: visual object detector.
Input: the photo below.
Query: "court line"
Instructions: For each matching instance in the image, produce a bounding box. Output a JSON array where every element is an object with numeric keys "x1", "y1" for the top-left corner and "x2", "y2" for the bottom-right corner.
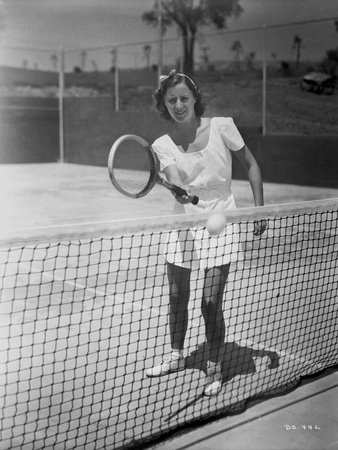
[
  {"x1": 173, "y1": 381, "x2": 338, "y2": 450},
  {"x1": 17, "y1": 261, "x2": 203, "y2": 329},
  {"x1": 21, "y1": 262, "x2": 162, "y2": 315},
  {"x1": 32, "y1": 267, "x2": 320, "y2": 371},
  {"x1": 18, "y1": 263, "x2": 321, "y2": 371}
]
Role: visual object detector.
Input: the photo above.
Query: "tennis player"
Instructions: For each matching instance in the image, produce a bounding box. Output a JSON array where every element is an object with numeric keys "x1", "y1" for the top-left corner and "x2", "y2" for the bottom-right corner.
[{"x1": 145, "y1": 69, "x2": 266, "y2": 396}]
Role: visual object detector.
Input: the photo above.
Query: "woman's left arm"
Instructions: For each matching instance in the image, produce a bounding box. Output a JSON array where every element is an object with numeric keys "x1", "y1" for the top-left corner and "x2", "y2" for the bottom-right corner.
[
  {"x1": 233, "y1": 145, "x2": 264, "y2": 207},
  {"x1": 233, "y1": 145, "x2": 267, "y2": 235}
]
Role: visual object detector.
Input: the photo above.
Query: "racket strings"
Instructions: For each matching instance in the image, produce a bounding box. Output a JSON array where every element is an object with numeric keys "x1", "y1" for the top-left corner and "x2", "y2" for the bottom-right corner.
[{"x1": 113, "y1": 140, "x2": 154, "y2": 195}]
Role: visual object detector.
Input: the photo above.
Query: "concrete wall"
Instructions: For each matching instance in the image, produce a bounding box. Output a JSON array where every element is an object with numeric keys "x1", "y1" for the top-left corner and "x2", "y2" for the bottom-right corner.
[
  {"x1": 232, "y1": 134, "x2": 338, "y2": 188},
  {"x1": 0, "y1": 98, "x2": 59, "y2": 164},
  {"x1": 64, "y1": 98, "x2": 169, "y2": 166}
]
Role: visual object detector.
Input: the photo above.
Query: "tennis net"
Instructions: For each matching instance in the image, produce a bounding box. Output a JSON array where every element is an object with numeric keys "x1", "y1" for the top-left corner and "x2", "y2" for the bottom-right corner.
[{"x1": 1, "y1": 199, "x2": 337, "y2": 450}]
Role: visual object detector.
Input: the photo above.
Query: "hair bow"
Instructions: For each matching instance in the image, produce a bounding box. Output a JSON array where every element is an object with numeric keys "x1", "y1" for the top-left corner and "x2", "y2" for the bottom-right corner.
[
  {"x1": 158, "y1": 69, "x2": 197, "y2": 88},
  {"x1": 159, "y1": 69, "x2": 177, "y2": 84}
]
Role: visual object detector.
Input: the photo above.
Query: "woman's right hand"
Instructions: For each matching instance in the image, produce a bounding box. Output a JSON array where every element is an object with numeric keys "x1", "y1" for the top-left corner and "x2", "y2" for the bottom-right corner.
[{"x1": 172, "y1": 190, "x2": 194, "y2": 204}]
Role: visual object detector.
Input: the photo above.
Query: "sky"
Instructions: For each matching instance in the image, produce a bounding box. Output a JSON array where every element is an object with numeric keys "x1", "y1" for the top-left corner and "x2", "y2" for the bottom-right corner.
[{"x1": 0, "y1": 0, "x2": 337, "y2": 71}]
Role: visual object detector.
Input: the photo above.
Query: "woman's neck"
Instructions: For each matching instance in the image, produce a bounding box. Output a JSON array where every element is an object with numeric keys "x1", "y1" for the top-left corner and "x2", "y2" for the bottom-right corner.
[
  {"x1": 170, "y1": 117, "x2": 201, "y2": 150},
  {"x1": 171, "y1": 117, "x2": 201, "y2": 138},
  {"x1": 175, "y1": 116, "x2": 201, "y2": 133}
]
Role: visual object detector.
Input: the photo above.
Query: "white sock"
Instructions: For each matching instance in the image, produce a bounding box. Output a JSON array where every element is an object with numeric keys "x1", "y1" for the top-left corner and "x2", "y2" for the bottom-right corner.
[{"x1": 171, "y1": 350, "x2": 182, "y2": 359}]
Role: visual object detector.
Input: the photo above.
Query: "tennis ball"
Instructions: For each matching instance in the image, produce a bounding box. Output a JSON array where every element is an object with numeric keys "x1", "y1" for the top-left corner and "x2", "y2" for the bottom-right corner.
[{"x1": 206, "y1": 212, "x2": 226, "y2": 236}]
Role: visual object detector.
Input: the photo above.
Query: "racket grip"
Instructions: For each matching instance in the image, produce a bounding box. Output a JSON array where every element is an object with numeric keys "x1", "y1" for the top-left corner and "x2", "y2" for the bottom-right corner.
[
  {"x1": 172, "y1": 185, "x2": 199, "y2": 205},
  {"x1": 191, "y1": 195, "x2": 199, "y2": 205}
]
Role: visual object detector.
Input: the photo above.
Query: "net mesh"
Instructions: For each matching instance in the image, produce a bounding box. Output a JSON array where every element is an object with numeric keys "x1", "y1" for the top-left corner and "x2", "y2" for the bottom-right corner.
[{"x1": 1, "y1": 200, "x2": 337, "y2": 450}]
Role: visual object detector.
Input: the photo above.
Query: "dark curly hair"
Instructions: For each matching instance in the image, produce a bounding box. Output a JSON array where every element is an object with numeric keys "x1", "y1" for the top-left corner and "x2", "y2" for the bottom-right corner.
[{"x1": 154, "y1": 70, "x2": 207, "y2": 122}]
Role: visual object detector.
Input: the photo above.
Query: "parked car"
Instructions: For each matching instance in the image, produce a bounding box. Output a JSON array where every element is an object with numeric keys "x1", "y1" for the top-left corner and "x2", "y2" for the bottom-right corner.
[{"x1": 300, "y1": 72, "x2": 337, "y2": 95}]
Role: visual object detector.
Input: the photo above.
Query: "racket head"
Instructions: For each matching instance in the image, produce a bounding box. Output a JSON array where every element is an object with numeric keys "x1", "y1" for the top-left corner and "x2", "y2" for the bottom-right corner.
[{"x1": 108, "y1": 135, "x2": 159, "y2": 198}]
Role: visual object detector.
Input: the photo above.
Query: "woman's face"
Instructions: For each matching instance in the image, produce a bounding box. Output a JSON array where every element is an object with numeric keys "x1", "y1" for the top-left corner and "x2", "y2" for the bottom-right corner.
[{"x1": 164, "y1": 83, "x2": 197, "y2": 123}]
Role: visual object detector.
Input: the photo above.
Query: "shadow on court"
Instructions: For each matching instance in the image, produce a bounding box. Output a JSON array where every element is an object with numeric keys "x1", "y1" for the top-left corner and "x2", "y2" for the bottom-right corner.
[
  {"x1": 165, "y1": 342, "x2": 279, "y2": 422},
  {"x1": 164, "y1": 342, "x2": 281, "y2": 424},
  {"x1": 184, "y1": 342, "x2": 280, "y2": 378}
]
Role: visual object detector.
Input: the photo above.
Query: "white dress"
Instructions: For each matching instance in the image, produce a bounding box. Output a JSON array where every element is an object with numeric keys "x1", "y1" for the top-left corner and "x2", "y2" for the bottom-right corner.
[{"x1": 152, "y1": 117, "x2": 244, "y2": 269}]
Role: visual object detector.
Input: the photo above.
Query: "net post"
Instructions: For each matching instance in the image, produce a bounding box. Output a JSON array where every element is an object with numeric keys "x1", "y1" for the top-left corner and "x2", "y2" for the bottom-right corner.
[{"x1": 58, "y1": 45, "x2": 65, "y2": 163}]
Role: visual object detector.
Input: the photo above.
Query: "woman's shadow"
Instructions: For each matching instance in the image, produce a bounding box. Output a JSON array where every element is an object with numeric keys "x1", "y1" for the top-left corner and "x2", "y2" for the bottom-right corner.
[
  {"x1": 164, "y1": 341, "x2": 280, "y2": 422},
  {"x1": 185, "y1": 341, "x2": 280, "y2": 381}
]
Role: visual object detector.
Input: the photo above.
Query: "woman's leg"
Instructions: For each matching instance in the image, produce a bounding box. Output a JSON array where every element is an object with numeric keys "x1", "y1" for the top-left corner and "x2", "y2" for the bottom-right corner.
[
  {"x1": 201, "y1": 264, "x2": 230, "y2": 362},
  {"x1": 201, "y1": 264, "x2": 230, "y2": 395},
  {"x1": 145, "y1": 262, "x2": 191, "y2": 377},
  {"x1": 167, "y1": 262, "x2": 191, "y2": 352}
]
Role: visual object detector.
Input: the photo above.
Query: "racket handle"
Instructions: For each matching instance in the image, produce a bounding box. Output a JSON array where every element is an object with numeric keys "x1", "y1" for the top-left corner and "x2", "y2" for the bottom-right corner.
[
  {"x1": 191, "y1": 195, "x2": 199, "y2": 205},
  {"x1": 172, "y1": 185, "x2": 199, "y2": 205}
]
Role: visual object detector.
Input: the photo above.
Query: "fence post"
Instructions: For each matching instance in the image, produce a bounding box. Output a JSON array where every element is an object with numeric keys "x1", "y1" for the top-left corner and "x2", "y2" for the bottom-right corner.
[
  {"x1": 115, "y1": 47, "x2": 119, "y2": 112},
  {"x1": 157, "y1": 0, "x2": 163, "y2": 82},
  {"x1": 58, "y1": 46, "x2": 65, "y2": 162},
  {"x1": 262, "y1": 25, "x2": 267, "y2": 136}
]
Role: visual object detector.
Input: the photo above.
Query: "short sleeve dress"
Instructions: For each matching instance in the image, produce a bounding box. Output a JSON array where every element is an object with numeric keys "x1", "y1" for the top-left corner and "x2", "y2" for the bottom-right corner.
[{"x1": 152, "y1": 117, "x2": 244, "y2": 269}]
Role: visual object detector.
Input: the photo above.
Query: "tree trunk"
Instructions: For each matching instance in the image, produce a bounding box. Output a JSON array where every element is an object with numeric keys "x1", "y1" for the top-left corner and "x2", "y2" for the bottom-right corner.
[
  {"x1": 182, "y1": 29, "x2": 195, "y2": 75},
  {"x1": 296, "y1": 45, "x2": 301, "y2": 68}
]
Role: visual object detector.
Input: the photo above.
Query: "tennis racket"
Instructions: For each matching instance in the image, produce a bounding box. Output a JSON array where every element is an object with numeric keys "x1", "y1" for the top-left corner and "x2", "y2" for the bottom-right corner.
[{"x1": 108, "y1": 135, "x2": 199, "y2": 205}]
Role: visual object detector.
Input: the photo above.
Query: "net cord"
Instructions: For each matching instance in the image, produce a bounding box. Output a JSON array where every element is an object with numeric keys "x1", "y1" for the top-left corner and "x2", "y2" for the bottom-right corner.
[{"x1": 1, "y1": 197, "x2": 337, "y2": 248}]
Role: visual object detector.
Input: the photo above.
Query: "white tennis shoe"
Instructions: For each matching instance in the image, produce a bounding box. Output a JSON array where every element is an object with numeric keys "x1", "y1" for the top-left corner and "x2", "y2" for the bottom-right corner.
[
  {"x1": 203, "y1": 361, "x2": 223, "y2": 396},
  {"x1": 146, "y1": 354, "x2": 185, "y2": 377}
]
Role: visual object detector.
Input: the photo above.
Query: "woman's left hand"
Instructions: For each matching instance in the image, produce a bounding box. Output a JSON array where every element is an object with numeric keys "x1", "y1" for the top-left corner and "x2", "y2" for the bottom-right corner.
[{"x1": 254, "y1": 220, "x2": 267, "y2": 236}]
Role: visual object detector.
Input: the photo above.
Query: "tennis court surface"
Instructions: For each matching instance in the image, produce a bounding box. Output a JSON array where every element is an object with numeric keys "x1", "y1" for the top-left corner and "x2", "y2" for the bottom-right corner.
[{"x1": 1, "y1": 163, "x2": 337, "y2": 450}]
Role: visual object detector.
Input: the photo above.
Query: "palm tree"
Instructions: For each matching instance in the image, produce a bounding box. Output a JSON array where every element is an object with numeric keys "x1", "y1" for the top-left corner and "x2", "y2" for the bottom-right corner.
[
  {"x1": 292, "y1": 35, "x2": 304, "y2": 68},
  {"x1": 143, "y1": 45, "x2": 152, "y2": 68},
  {"x1": 200, "y1": 45, "x2": 210, "y2": 64},
  {"x1": 231, "y1": 39, "x2": 243, "y2": 70},
  {"x1": 246, "y1": 51, "x2": 256, "y2": 70},
  {"x1": 51, "y1": 54, "x2": 58, "y2": 71},
  {"x1": 142, "y1": 0, "x2": 243, "y2": 74},
  {"x1": 80, "y1": 51, "x2": 87, "y2": 71}
]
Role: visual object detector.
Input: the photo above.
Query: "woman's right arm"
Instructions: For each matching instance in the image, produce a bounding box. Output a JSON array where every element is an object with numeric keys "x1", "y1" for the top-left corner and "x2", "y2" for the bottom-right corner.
[
  {"x1": 163, "y1": 164, "x2": 193, "y2": 204},
  {"x1": 164, "y1": 164, "x2": 183, "y2": 187}
]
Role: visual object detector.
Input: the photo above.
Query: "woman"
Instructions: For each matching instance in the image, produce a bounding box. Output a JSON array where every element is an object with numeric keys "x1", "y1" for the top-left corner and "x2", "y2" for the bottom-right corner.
[{"x1": 145, "y1": 69, "x2": 266, "y2": 396}]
